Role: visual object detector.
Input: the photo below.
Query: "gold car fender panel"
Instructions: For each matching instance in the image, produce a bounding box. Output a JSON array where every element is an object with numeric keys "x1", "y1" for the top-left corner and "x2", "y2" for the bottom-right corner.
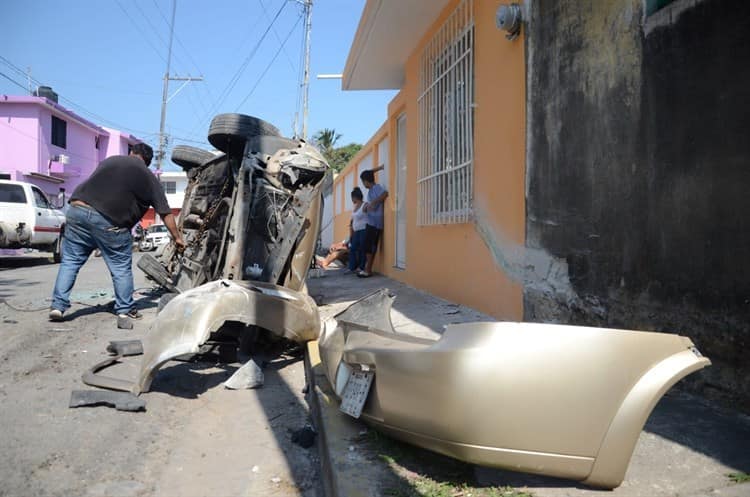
[{"x1": 319, "y1": 289, "x2": 711, "y2": 489}]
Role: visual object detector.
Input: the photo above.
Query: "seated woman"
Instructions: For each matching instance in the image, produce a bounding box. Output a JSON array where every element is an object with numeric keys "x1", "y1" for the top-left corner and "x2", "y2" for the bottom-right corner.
[{"x1": 317, "y1": 238, "x2": 350, "y2": 268}]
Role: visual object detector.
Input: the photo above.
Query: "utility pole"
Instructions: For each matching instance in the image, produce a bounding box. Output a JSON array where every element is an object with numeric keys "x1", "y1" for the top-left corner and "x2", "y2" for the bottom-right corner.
[
  {"x1": 157, "y1": 0, "x2": 203, "y2": 171},
  {"x1": 300, "y1": 0, "x2": 313, "y2": 140}
]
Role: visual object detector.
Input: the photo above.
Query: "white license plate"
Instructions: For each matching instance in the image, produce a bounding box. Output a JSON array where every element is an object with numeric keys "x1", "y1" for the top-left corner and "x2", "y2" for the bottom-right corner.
[{"x1": 339, "y1": 370, "x2": 374, "y2": 419}]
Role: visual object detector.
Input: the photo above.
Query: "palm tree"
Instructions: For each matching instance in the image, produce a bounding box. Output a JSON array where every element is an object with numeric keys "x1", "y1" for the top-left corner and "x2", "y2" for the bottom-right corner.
[{"x1": 312, "y1": 128, "x2": 341, "y2": 162}]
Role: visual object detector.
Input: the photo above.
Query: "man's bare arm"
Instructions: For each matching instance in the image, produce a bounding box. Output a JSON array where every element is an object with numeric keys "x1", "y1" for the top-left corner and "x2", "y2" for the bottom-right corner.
[{"x1": 162, "y1": 213, "x2": 186, "y2": 250}]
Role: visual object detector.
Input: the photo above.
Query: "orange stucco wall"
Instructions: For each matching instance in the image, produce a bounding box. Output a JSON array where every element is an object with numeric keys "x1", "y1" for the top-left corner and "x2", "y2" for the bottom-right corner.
[{"x1": 333, "y1": 0, "x2": 526, "y2": 320}]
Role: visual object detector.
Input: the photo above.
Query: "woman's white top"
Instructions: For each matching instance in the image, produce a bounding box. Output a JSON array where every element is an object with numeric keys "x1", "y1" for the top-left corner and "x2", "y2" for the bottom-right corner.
[{"x1": 352, "y1": 203, "x2": 368, "y2": 231}]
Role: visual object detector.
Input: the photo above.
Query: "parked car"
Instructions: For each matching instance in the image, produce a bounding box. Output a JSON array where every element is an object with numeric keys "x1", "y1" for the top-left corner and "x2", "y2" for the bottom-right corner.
[
  {"x1": 0, "y1": 180, "x2": 65, "y2": 262},
  {"x1": 138, "y1": 224, "x2": 169, "y2": 252}
]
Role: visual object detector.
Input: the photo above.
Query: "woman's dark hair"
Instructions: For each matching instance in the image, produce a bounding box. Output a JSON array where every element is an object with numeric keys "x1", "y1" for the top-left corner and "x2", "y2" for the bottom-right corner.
[
  {"x1": 360, "y1": 170, "x2": 375, "y2": 183},
  {"x1": 351, "y1": 186, "x2": 363, "y2": 201}
]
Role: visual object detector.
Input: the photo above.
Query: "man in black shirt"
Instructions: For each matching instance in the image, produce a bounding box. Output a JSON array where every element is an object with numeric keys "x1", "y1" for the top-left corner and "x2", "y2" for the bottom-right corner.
[{"x1": 49, "y1": 143, "x2": 186, "y2": 329}]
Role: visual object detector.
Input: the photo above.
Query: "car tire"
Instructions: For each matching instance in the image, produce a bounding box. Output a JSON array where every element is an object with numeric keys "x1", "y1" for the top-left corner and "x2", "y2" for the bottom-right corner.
[
  {"x1": 171, "y1": 146, "x2": 216, "y2": 172},
  {"x1": 207, "y1": 113, "x2": 281, "y2": 156},
  {"x1": 245, "y1": 135, "x2": 302, "y2": 158}
]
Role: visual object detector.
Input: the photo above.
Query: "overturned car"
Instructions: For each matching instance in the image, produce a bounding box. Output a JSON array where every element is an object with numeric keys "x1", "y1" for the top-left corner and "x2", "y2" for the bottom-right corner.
[
  {"x1": 139, "y1": 113, "x2": 327, "y2": 294},
  {"x1": 85, "y1": 114, "x2": 328, "y2": 393}
]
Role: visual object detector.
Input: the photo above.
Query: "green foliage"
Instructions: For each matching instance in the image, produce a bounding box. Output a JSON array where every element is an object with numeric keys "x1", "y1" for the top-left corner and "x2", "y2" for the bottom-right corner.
[
  {"x1": 728, "y1": 472, "x2": 750, "y2": 484},
  {"x1": 312, "y1": 128, "x2": 341, "y2": 156},
  {"x1": 329, "y1": 143, "x2": 363, "y2": 172},
  {"x1": 311, "y1": 128, "x2": 362, "y2": 172}
]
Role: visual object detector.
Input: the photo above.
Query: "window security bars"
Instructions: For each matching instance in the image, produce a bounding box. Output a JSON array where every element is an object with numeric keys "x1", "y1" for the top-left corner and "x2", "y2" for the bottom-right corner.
[{"x1": 417, "y1": 0, "x2": 474, "y2": 226}]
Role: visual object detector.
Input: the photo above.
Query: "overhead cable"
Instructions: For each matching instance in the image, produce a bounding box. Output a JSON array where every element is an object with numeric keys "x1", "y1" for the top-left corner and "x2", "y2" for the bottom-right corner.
[{"x1": 235, "y1": 14, "x2": 303, "y2": 111}]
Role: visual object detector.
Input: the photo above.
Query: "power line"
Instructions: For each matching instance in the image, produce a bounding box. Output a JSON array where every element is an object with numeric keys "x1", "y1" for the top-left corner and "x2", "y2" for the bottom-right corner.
[
  {"x1": 0, "y1": 70, "x2": 28, "y2": 92},
  {"x1": 0, "y1": 56, "x2": 31, "y2": 84},
  {"x1": 150, "y1": 0, "x2": 205, "y2": 77},
  {"x1": 114, "y1": 0, "x2": 169, "y2": 65},
  {"x1": 2, "y1": 54, "x2": 155, "y2": 138},
  {"x1": 133, "y1": 0, "x2": 194, "y2": 76},
  {"x1": 193, "y1": 0, "x2": 288, "y2": 130},
  {"x1": 235, "y1": 14, "x2": 303, "y2": 111},
  {"x1": 259, "y1": 0, "x2": 298, "y2": 73}
]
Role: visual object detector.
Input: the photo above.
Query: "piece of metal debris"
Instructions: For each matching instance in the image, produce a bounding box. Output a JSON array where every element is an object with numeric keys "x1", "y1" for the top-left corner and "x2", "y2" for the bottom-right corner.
[
  {"x1": 69, "y1": 390, "x2": 146, "y2": 412},
  {"x1": 224, "y1": 359, "x2": 264, "y2": 390},
  {"x1": 106, "y1": 340, "x2": 143, "y2": 356}
]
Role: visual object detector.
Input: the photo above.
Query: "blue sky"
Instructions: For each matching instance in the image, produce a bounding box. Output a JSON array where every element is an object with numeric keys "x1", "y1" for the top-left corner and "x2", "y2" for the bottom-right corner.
[{"x1": 0, "y1": 0, "x2": 396, "y2": 169}]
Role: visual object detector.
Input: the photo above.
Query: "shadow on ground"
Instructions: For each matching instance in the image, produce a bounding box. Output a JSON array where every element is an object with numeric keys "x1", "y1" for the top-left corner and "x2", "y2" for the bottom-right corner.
[
  {"x1": 146, "y1": 336, "x2": 320, "y2": 495},
  {"x1": 0, "y1": 256, "x2": 55, "y2": 270},
  {"x1": 0, "y1": 278, "x2": 41, "y2": 300},
  {"x1": 150, "y1": 361, "x2": 238, "y2": 399},
  {"x1": 643, "y1": 388, "x2": 750, "y2": 472}
]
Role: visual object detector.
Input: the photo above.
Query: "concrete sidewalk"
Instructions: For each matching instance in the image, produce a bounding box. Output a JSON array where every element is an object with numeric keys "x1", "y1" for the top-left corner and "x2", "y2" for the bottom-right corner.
[{"x1": 304, "y1": 266, "x2": 750, "y2": 497}]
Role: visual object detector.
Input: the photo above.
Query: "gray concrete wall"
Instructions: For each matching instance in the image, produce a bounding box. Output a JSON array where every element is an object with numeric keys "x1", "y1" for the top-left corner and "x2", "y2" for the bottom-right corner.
[{"x1": 524, "y1": 0, "x2": 750, "y2": 410}]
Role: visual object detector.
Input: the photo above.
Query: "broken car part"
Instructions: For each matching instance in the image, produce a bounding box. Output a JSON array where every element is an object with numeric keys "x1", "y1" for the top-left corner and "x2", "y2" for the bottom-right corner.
[
  {"x1": 83, "y1": 279, "x2": 320, "y2": 395},
  {"x1": 134, "y1": 280, "x2": 320, "y2": 394},
  {"x1": 69, "y1": 390, "x2": 146, "y2": 412},
  {"x1": 318, "y1": 289, "x2": 711, "y2": 489},
  {"x1": 106, "y1": 340, "x2": 143, "y2": 356},
  {"x1": 82, "y1": 355, "x2": 135, "y2": 392},
  {"x1": 224, "y1": 358, "x2": 264, "y2": 390}
]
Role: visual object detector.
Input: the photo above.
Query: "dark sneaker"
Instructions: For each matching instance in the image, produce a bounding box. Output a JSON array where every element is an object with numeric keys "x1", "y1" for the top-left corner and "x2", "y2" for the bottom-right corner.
[
  {"x1": 48, "y1": 309, "x2": 64, "y2": 322},
  {"x1": 125, "y1": 309, "x2": 142, "y2": 320},
  {"x1": 117, "y1": 315, "x2": 134, "y2": 330}
]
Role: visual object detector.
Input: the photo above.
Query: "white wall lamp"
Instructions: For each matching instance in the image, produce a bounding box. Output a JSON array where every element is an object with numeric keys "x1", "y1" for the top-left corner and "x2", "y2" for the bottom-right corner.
[{"x1": 496, "y1": 3, "x2": 523, "y2": 41}]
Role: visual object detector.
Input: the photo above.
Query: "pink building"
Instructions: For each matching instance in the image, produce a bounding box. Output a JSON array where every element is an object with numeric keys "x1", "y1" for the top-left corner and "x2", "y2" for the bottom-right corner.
[{"x1": 0, "y1": 93, "x2": 143, "y2": 202}]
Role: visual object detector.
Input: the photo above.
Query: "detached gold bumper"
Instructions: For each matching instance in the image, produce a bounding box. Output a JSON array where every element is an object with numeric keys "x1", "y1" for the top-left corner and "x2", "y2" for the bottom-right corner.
[{"x1": 319, "y1": 289, "x2": 711, "y2": 489}]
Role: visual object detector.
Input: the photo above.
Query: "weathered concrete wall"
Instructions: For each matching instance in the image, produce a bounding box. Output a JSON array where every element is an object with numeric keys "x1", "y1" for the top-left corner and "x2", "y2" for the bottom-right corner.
[{"x1": 525, "y1": 0, "x2": 750, "y2": 410}]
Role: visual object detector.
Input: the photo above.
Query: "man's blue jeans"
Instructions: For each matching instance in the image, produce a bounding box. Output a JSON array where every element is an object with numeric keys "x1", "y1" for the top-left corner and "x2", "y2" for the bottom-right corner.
[{"x1": 51, "y1": 204, "x2": 134, "y2": 315}]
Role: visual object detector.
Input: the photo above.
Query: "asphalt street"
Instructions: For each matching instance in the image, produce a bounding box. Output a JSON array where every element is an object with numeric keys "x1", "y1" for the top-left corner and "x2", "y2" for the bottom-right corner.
[{"x1": 0, "y1": 252, "x2": 322, "y2": 497}]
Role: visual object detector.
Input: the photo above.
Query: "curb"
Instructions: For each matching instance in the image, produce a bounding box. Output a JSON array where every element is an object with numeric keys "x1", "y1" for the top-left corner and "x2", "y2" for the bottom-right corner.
[{"x1": 304, "y1": 340, "x2": 375, "y2": 497}]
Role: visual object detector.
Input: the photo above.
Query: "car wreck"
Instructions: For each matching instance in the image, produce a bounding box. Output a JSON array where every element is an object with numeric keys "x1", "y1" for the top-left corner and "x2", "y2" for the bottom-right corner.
[
  {"x1": 84, "y1": 113, "x2": 328, "y2": 393},
  {"x1": 80, "y1": 113, "x2": 711, "y2": 490},
  {"x1": 317, "y1": 289, "x2": 711, "y2": 489}
]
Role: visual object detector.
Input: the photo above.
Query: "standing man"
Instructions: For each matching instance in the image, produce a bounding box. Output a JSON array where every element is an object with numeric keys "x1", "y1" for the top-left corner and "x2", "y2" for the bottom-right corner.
[
  {"x1": 358, "y1": 167, "x2": 388, "y2": 278},
  {"x1": 49, "y1": 143, "x2": 186, "y2": 329}
]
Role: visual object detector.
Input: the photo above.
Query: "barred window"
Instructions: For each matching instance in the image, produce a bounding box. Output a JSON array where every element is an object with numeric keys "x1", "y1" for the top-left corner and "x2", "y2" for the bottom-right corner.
[
  {"x1": 418, "y1": 0, "x2": 474, "y2": 225},
  {"x1": 161, "y1": 181, "x2": 176, "y2": 194}
]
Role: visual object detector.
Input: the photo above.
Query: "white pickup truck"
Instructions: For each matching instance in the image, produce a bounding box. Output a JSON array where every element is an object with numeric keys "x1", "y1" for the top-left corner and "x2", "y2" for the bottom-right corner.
[{"x1": 0, "y1": 180, "x2": 66, "y2": 262}]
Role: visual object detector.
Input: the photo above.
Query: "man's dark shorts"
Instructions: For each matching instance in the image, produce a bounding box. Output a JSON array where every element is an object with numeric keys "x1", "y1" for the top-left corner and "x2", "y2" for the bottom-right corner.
[{"x1": 364, "y1": 224, "x2": 382, "y2": 255}]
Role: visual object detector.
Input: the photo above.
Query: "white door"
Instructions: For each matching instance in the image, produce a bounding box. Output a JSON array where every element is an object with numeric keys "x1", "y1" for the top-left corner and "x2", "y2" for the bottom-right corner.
[
  {"x1": 395, "y1": 114, "x2": 407, "y2": 269},
  {"x1": 30, "y1": 186, "x2": 61, "y2": 244}
]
